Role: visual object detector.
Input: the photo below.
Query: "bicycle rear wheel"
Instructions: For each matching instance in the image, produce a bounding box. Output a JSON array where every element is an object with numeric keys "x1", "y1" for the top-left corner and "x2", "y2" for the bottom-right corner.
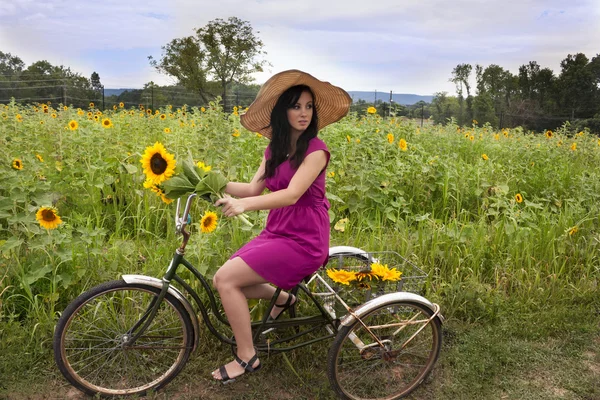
[
  {"x1": 54, "y1": 280, "x2": 194, "y2": 397},
  {"x1": 327, "y1": 300, "x2": 442, "y2": 400}
]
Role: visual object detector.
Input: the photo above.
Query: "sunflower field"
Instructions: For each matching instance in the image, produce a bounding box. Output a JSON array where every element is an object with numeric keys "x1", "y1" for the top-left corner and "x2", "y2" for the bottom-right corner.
[{"x1": 1, "y1": 99, "x2": 600, "y2": 395}]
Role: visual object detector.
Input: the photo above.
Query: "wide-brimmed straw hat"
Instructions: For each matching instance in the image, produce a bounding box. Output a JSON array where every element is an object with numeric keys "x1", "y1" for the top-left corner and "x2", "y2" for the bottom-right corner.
[{"x1": 240, "y1": 69, "x2": 352, "y2": 138}]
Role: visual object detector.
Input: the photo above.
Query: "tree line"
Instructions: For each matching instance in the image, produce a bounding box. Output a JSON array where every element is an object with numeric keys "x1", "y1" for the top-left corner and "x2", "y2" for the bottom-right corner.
[
  {"x1": 2, "y1": 15, "x2": 600, "y2": 133},
  {"x1": 431, "y1": 55, "x2": 600, "y2": 133}
]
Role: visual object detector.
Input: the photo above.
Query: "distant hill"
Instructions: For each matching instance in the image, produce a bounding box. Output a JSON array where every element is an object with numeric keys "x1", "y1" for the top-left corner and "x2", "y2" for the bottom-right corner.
[
  {"x1": 347, "y1": 91, "x2": 434, "y2": 105},
  {"x1": 104, "y1": 88, "x2": 138, "y2": 96},
  {"x1": 103, "y1": 88, "x2": 434, "y2": 105}
]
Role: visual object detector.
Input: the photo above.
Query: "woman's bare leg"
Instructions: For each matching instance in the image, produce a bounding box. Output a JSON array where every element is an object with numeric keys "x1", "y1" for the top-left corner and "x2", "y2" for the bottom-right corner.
[{"x1": 211, "y1": 257, "x2": 267, "y2": 380}]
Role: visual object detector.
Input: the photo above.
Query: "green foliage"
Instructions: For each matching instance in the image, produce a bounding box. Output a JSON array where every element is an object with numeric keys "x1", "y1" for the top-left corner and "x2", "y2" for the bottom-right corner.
[{"x1": 150, "y1": 16, "x2": 268, "y2": 111}]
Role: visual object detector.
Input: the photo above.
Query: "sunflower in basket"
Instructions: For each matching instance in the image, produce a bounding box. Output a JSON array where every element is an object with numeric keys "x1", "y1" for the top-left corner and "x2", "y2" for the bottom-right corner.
[{"x1": 327, "y1": 262, "x2": 402, "y2": 290}]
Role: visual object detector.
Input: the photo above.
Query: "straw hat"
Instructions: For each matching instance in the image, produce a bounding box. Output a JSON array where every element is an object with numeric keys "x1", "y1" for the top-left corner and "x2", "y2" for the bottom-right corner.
[{"x1": 240, "y1": 69, "x2": 352, "y2": 138}]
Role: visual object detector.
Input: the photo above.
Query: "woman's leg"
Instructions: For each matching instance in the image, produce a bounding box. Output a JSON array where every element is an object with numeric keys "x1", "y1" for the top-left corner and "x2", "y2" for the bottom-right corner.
[
  {"x1": 241, "y1": 284, "x2": 296, "y2": 319},
  {"x1": 211, "y1": 257, "x2": 267, "y2": 380}
]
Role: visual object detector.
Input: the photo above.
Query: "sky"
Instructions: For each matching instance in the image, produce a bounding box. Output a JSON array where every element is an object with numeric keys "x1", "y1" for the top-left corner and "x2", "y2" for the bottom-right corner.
[{"x1": 1, "y1": 0, "x2": 599, "y2": 96}]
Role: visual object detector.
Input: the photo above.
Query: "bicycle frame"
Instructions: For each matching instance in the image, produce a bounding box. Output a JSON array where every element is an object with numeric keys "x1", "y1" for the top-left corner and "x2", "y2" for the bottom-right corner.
[{"x1": 122, "y1": 194, "x2": 339, "y2": 354}]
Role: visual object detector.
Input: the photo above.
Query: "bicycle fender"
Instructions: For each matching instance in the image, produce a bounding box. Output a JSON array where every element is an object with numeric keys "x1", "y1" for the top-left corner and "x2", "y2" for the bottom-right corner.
[
  {"x1": 122, "y1": 274, "x2": 200, "y2": 352},
  {"x1": 339, "y1": 292, "x2": 444, "y2": 327},
  {"x1": 329, "y1": 246, "x2": 372, "y2": 258}
]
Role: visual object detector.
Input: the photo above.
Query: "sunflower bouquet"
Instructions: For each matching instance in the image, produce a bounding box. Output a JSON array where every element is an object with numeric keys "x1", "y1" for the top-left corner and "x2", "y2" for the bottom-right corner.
[
  {"x1": 326, "y1": 262, "x2": 403, "y2": 290},
  {"x1": 140, "y1": 142, "x2": 252, "y2": 227}
]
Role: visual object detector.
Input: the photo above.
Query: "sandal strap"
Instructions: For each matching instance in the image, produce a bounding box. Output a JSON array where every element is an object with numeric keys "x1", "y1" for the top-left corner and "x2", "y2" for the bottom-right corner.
[
  {"x1": 235, "y1": 353, "x2": 259, "y2": 372},
  {"x1": 275, "y1": 292, "x2": 294, "y2": 308},
  {"x1": 219, "y1": 365, "x2": 230, "y2": 381}
]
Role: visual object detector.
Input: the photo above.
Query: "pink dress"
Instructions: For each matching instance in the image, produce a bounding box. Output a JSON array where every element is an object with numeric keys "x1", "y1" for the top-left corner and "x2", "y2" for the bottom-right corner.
[{"x1": 231, "y1": 137, "x2": 331, "y2": 290}]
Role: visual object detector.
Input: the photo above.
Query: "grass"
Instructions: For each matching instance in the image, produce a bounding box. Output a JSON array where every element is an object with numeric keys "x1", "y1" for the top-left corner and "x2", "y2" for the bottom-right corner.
[
  {"x1": 1, "y1": 303, "x2": 598, "y2": 399},
  {"x1": 1, "y1": 102, "x2": 600, "y2": 398}
]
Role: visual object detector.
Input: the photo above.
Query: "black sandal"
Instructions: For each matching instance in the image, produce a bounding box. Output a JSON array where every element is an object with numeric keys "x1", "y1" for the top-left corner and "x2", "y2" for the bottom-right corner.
[
  {"x1": 268, "y1": 292, "x2": 297, "y2": 321},
  {"x1": 213, "y1": 353, "x2": 262, "y2": 384}
]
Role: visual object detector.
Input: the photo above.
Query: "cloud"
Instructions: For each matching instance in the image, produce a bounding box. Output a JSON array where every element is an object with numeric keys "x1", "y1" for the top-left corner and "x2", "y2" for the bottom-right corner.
[{"x1": 0, "y1": 0, "x2": 598, "y2": 95}]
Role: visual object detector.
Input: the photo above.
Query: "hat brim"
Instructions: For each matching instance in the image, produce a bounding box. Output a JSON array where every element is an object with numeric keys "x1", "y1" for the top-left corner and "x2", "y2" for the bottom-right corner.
[{"x1": 240, "y1": 70, "x2": 352, "y2": 139}]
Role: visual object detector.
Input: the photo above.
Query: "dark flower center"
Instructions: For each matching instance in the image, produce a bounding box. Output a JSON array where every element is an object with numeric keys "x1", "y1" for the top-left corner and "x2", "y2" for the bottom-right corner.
[
  {"x1": 203, "y1": 216, "x2": 214, "y2": 227},
  {"x1": 42, "y1": 209, "x2": 56, "y2": 222},
  {"x1": 150, "y1": 153, "x2": 167, "y2": 175}
]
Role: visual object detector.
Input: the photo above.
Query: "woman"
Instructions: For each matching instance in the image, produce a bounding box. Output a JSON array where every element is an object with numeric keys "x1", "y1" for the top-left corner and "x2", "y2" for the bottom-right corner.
[{"x1": 211, "y1": 70, "x2": 351, "y2": 383}]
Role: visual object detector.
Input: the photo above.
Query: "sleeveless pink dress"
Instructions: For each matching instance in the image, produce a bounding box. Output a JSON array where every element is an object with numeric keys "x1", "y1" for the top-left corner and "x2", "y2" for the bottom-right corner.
[{"x1": 231, "y1": 137, "x2": 331, "y2": 290}]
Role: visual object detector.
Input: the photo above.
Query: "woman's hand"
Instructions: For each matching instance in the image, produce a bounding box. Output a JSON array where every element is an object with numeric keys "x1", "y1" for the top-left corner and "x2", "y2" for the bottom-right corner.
[{"x1": 215, "y1": 195, "x2": 246, "y2": 218}]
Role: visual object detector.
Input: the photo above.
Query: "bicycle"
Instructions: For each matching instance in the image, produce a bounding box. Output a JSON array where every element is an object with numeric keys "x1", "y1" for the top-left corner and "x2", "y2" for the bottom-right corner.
[{"x1": 53, "y1": 193, "x2": 444, "y2": 399}]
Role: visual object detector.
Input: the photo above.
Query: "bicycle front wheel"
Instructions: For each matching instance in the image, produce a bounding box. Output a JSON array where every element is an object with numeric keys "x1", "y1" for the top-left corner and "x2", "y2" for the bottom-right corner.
[
  {"x1": 54, "y1": 280, "x2": 194, "y2": 397},
  {"x1": 327, "y1": 300, "x2": 442, "y2": 400}
]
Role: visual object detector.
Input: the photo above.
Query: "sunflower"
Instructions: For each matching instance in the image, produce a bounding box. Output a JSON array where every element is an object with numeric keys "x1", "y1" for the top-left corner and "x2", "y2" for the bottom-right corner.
[
  {"x1": 147, "y1": 109, "x2": 152, "y2": 115},
  {"x1": 164, "y1": 127, "x2": 171, "y2": 134},
  {"x1": 367, "y1": 106, "x2": 377, "y2": 114},
  {"x1": 140, "y1": 142, "x2": 176, "y2": 184},
  {"x1": 102, "y1": 118, "x2": 113, "y2": 128},
  {"x1": 51, "y1": 113, "x2": 57, "y2": 118},
  {"x1": 570, "y1": 142, "x2": 577, "y2": 151},
  {"x1": 94, "y1": 115, "x2": 100, "y2": 121},
  {"x1": 494, "y1": 134, "x2": 500, "y2": 140},
  {"x1": 326, "y1": 269, "x2": 357, "y2": 285},
  {"x1": 196, "y1": 161, "x2": 211, "y2": 172},
  {"x1": 77, "y1": 109, "x2": 84, "y2": 116},
  {"x1": 63, "y1": 106, "x2": 68, "y2": 111},
  {"x1": 387, "y1": 133, "x2": 394, "y2": 144},
  {"x1": 398, "y1": 138, "x2": 408, "y2": 151},
  {"x1": 143, "y1": 179, "x2": 173, "y2": 204},
  {"x1": 36, "y1": 206, "x2": 63, "y2": 229},
  {"x1": 346, "y1": 135, "x2": 351, "y2": 143},
  {"x1": 12, "y1": 159, "x2": 23, "y2": 170},
  {"x1": 232, "y1": 129, "x2": 240, "y2": 137},
  {"x1": 200, "y1": 211, "x2": 218, "y2": 233},
  {"x1": 119, "y1": 102, "x2": 124, "y2": 108},
  {"x1": 371, "y1": 263, "x2": 402, "y2": 281},
  {"x1": 355, "y1": 270, "x2": 378, "y2": 281},
  {"x1": 482, "y1": 154, "x2": 489, "y2": 160},
  {"x1": 545, "y1": 130, "x2": 553, "y2": 139},
  {"x1": 515, "y1": 193, "x2": 523, "y2": 203},
  {"x1": 89, "y1": 102, "x2": 95, "y2": 108},
  {"x1": 159, "y1": 113, "x2": 167, "y2": 120},
  {"x1": 36, "y1": 154, "x2": 44, "y2": 162},
  {"x1": 68, "y1": 120, "x2": 78, "y2": 130}
]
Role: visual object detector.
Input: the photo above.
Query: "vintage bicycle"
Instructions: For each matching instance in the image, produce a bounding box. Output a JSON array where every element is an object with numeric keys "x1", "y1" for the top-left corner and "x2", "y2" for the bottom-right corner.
[{"x1": 53, "y1": 193, "x2": 443, "y2": 399}]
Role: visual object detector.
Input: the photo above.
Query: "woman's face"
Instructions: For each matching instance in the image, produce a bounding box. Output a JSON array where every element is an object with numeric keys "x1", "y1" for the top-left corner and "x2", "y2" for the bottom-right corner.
[{"x1": 287, "y1": 90, "x2": 313, "y2": 136}]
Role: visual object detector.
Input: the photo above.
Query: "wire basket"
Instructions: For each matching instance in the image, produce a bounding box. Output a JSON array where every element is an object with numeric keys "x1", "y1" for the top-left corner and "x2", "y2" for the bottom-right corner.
[{"x1": 307, "y1": 251, "x2": 427, "y2": 318}]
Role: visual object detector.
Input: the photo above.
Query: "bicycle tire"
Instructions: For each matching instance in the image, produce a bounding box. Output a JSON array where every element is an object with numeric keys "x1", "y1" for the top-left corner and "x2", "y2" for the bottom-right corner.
[
  {"x1": 54, "y1": 280, "x2": 194, "y2": 397},
  {"x1": 327, "y1": 300, "x2": 442, "y2": 400}
]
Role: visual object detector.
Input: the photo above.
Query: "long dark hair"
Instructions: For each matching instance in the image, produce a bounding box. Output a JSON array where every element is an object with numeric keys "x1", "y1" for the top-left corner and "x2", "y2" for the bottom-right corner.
[{"x1": 261, "y1": 85, "x2": 319, "y2": 180}]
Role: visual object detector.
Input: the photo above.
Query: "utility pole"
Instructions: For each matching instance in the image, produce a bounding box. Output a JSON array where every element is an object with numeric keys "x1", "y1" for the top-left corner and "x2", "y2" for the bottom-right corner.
[
  {"x1": 421, "y1": 103, "x2": 424, "y2": 127},
  {"x1": 62, "y1": 84, "x2": 67, "y2": 106},
  {"x1": 389, "y1": 91, "x2": 392, "y2": 118},
  {"x1": 151, "y1": 82, "x2": 154, "y2": 112},
  {"x1": 374, "y1": 89, "x2": 377, "y2": 104},
  {"x1": 102, "y1": 85, "x2": 105, "y2": 111}
]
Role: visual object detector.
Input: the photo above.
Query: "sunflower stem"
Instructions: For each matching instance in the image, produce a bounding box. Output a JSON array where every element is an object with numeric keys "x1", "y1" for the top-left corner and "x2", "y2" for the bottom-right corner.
[{"x1": 216, "y1": 193, "x2": 253, "y2": 227}]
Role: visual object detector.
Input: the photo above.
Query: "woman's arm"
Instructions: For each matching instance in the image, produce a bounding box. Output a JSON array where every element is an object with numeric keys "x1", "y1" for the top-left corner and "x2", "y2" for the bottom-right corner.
[
  {"x1": 216, "y1": 150, "x2": 327, "y2": 217},
  {"x1": 223, "y1": 156, "x2": 267, "y2": 198}
]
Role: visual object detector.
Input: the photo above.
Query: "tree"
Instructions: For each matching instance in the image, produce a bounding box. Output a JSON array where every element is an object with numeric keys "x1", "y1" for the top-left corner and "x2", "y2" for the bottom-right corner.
[
  {"x1": 91, "y1": 72, "x2": 102, "y2": 92},
  {"x1": 431, "y1": 92, "x2": 459, "y2": 125},
  {"x1": 450, "y1": 64, "x2": 472, "y2": 124},
  {"x1": 558, "y1": 53, "x2": 598, "y2": 118},
  {"x1": 0, "y1": 51, "x2": 25, "y2": 76},
  {"x1": 149, "y1": 17, "x2": 268, "y2": 111}
]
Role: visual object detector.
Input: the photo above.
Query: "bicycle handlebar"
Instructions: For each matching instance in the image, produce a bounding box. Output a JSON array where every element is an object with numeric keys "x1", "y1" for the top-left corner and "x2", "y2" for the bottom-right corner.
[{"x1": 175, "y1": 193, "x2": 197, "y2": 234}]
